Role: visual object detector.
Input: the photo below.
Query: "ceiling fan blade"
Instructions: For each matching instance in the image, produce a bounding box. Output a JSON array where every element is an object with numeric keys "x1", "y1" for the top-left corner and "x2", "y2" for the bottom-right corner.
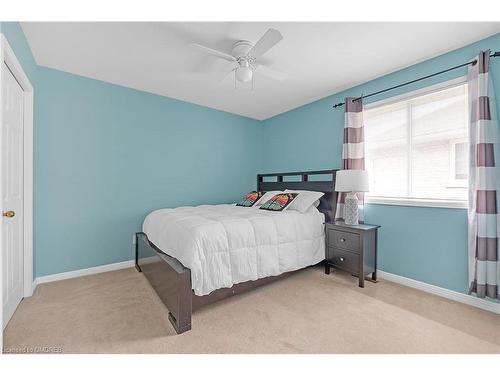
[
  {"x1": 255, "y1": 64, "x2": 287, "y2": 81},
  {"x1": 191, "y1": 43, "x2": 236, "y2": 62},
  {"x1": 248, "y1": 28, "x2": 283, "y2": 58},
  {"x1": 219, "y1": 68, "x2": 236, "y2": 83}
]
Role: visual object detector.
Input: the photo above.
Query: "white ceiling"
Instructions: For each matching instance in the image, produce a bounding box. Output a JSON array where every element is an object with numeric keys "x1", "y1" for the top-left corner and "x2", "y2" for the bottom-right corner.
[{"x1": 21, "y1": 22, "x2": 499, "y2": 120}]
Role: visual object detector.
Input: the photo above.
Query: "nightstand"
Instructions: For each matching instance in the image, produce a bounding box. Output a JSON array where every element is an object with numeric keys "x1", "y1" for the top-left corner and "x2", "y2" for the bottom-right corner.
[{"x1": 324, "y1": 221, "x2": 380, "y2": 288}]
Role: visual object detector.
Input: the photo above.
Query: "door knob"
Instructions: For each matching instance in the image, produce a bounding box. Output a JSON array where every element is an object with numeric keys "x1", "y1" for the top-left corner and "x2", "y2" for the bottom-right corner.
[{"x1": 2, "y1": 211, "x2": 15, "y2": 218}]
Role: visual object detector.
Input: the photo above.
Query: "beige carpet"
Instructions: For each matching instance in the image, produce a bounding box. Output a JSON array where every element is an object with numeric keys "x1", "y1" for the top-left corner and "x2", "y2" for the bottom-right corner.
[{"x1": 3, "y1": 266, "x2": 500, "y2": 354}]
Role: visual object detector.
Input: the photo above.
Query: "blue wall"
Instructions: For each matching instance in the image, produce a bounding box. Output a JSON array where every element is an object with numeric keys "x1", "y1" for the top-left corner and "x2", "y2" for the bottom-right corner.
[
  {"x1": 34, "y1": 68, "x2": 262, "y2": 276},
  {"x1": 1, "y1": 23, "x2": 262, "y2": 277},
  {"x1": 262, "y1": 33, "x2": 500, "y2": 296}
]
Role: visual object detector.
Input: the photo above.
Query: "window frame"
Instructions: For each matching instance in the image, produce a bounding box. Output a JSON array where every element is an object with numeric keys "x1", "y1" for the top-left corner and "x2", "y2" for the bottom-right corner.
[{"x1": 363, "y1": 76, "x2": 468, "y2": 210}]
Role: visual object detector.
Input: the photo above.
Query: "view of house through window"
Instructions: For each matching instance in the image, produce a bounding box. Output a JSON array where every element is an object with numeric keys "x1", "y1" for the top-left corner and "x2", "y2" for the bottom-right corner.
[{"x1": 364, "y1": 82, "x2": 468, "y2": 202}]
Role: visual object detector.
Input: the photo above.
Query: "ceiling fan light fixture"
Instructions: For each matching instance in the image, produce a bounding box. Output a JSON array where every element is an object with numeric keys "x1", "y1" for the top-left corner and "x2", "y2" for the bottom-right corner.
[
  {"x1": 192, "y1": 28, "x2": 285, "y2": 87},
  {"x1": 235, "y1": 66, "x2": 253, "y2": 82}
]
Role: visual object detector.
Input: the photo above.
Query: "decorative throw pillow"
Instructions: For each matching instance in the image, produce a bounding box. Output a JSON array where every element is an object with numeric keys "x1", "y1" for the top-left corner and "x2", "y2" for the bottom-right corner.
[
  {"x1": 259, "y1": 193, "x2": 298, "y2": 211},
  {"x1": 236, "y1": 191, "x2": 264, "y2": 207},
  {"x1": 255, "y1": 190, "x2": 283, "y2": 205}
]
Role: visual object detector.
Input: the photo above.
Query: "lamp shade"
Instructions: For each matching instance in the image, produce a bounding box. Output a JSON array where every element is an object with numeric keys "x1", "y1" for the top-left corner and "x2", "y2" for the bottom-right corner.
[{"x1": 335, "y1": 170, "x2": 369, "y2": 192}]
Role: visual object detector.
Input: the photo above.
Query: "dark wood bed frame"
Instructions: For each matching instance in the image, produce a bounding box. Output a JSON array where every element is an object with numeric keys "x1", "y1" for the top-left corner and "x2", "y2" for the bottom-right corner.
[{"x1": 135, "y1": 170, "x2": 338, "y2": 334}]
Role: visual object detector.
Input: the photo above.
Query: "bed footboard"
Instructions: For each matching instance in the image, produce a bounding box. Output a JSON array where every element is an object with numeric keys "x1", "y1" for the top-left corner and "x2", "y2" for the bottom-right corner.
[{"x1": 135, "y1": 232, "x2": 192, "y2": 334}]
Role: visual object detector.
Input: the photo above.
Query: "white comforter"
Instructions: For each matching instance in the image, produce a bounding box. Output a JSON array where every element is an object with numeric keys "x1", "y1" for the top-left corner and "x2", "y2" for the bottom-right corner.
[{"x1": 143, "y1": 204, "x2": 325, "y2": 296}]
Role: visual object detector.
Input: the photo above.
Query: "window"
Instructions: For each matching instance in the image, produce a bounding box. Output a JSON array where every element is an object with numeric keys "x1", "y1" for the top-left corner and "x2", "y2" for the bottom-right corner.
[{"x1": 364, "y1": 80, "x2": 468, "y2": 207}]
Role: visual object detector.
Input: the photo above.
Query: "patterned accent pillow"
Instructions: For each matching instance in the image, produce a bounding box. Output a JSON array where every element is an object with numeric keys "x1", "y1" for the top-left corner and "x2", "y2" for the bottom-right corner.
[
  {"x1": 236, "y1": 191, "x2": 264, "y2": 207},
  {"x1": 259, "y1": 193, "x2": 298, "y2": 211}
]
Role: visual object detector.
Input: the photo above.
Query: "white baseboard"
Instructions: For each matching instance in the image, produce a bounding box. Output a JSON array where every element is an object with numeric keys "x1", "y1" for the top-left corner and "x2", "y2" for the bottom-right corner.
[
  {"x1": 377, "y1": 270, "x2": 500, "y2": 314},
  {"x1": 33, "y1": 259, "x2": 136, "y2": 291}
]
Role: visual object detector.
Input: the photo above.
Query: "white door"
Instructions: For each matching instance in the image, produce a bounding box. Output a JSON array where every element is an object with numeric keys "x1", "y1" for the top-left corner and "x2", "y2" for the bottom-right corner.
[{"x1": 2, "y1": 61, "x2": 24, "y2": 329}]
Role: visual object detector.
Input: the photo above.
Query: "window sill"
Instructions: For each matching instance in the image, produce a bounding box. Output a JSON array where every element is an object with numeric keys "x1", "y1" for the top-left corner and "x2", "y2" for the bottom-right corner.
[{"x1": 365, "y1": 196, "x2": 468, "y2": 209}]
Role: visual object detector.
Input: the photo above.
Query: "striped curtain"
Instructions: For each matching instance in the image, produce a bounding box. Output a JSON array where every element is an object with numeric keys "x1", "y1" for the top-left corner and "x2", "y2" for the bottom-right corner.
[
  {"x1": 468, "y1": 50, "x2": 500, "y2": 300},
  {"x1": 335, "y1": 97, "x2": 365, "y2": 222}
]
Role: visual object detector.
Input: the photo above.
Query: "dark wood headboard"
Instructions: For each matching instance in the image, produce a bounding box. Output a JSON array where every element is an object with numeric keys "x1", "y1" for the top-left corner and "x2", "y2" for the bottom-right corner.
[{"x1": 257, "y1": 169, "x2": 338, "y2": 222}]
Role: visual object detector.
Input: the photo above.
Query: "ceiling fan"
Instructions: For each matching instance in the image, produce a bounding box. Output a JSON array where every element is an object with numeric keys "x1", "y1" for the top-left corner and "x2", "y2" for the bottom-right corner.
[{"x1": 191, "y1": 28, "x2": 287, "y2": 86}]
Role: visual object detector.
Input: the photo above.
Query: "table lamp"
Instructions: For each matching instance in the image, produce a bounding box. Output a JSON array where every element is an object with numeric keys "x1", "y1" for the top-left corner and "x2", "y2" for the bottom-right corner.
[{"x1": 335, "y1": 170, "x2": 369, "y2": 225}]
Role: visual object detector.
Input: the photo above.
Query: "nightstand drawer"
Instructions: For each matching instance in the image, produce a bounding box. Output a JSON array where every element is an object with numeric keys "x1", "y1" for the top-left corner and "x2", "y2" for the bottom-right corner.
[
  {"x1": 327, "y1": 229, "x2": 360, "y2": 252},
  {"x1": 329, "y1": 248, "x2": 359, "y2": 273}
]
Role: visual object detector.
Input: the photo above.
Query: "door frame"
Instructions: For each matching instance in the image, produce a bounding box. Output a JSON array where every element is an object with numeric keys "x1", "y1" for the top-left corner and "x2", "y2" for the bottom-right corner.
[{"x1": 0, "y1": 34, "x2": 34, "y2": 307}]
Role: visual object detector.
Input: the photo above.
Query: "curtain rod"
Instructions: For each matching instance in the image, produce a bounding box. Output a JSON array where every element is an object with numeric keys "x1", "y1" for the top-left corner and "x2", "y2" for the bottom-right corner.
[{"x1": 332, "y1": 51, "x2": 500, "y2": 109}]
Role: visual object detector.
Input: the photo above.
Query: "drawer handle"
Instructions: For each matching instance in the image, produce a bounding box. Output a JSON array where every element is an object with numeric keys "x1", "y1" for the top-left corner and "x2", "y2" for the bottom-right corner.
[
  {"x1": 340, "y1": 238, "x2": 346, "y2": 242},
  {"x1": 340, "y1": 257, "x2": 344, "y2": 262}
]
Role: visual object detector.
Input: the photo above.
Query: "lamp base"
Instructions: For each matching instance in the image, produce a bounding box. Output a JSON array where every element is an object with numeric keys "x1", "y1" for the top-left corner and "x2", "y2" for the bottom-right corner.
[{"x1": 344, "y1": 192, "x2": 359, "y2": 226}]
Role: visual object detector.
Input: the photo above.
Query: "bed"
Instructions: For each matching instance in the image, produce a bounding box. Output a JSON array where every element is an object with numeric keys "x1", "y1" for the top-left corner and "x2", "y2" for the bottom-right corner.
[{"x1": 135, "y1": 170, "x2": 338, "y2": 333}]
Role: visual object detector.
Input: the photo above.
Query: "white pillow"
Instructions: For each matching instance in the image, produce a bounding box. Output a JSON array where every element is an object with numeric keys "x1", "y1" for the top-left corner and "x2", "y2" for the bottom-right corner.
[
  {"x1": 255, "y1": 190, "x2": 283, "y2": 206},
  {"x1": 284, "y1": 189, "x2": 325, "y2": 213}
]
